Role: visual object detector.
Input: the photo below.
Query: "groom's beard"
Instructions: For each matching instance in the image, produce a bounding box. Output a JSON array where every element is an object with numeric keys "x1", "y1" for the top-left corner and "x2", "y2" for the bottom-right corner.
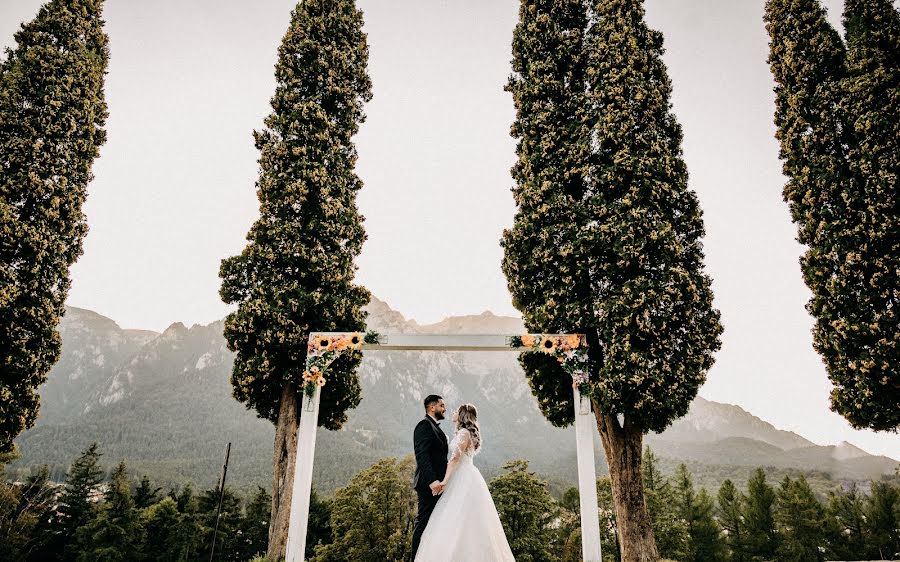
[{"x1": 434, "y1": 412, "x2": 445, "y2": 421}]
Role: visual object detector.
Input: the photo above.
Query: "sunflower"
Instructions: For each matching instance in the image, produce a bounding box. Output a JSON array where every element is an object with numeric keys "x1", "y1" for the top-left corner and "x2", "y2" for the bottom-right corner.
[
  {"x1": 541, "y1": 337, "x2": 557, "y2": 353},
  {"x1": 349, "y1": 332, "x2": 363, "y2": 349},
  {"x1": 315, "y1": 376, "x2": 326, "y2": 387},
  {"x1": 521, "y1": 334, "x2": 536, "y2": 348},
  {"x1": 302, "y1": 370, "x2": 313, "y2": 382},
  {"x1": 318, "y1": 337, "x2": 330, "y2": 350}
]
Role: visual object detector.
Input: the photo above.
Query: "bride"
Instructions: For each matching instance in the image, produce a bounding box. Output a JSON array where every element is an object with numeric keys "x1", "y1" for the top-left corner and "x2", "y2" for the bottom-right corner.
[{"x1": 414, "y1": 403, "x2": 516, "y2": 562}]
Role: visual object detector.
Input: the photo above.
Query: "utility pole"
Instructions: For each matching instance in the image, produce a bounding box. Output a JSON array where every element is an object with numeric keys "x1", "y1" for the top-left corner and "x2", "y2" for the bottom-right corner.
[{"x1": 209, "y1": 442, "x2": 232, "y2": 562}]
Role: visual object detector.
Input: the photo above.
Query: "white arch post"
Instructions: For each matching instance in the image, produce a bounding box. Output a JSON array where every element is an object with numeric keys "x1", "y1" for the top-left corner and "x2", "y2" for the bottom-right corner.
[{"x1": 284, "y1": 333, "x2": 602, "y2": 562}]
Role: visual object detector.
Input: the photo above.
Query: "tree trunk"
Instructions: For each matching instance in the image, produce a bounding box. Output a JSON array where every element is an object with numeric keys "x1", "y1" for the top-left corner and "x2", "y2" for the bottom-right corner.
[
  {"x1": 267, "y1": 383, "x2": 300, "y2": 561},
  {"x1": 595, "y1": 411, "x2": 660, "y2": 562}
]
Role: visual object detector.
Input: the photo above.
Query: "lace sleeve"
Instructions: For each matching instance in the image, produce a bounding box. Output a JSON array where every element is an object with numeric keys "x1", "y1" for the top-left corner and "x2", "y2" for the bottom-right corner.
[{"x1": 450, "y1": 429, "x2": 472, "y2": 461}]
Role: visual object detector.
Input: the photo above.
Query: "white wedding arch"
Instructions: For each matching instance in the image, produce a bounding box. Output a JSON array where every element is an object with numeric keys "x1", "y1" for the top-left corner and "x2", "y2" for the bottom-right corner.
[{"x1": 285, "y1": 332, "x2": 603, "y2": 562}]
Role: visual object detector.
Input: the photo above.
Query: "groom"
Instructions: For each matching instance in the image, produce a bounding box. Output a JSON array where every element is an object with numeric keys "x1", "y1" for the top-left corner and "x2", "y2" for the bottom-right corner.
[{"x1": 410, "y1": 394, "x2": 448, "y2": 560}]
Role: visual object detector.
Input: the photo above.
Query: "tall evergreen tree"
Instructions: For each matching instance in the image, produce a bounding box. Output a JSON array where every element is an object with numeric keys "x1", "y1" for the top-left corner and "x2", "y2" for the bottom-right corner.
[
  {"x1": 51, "y1": 443, "x2": 104, "y2": 560},
  {"x1": 237, "y1": 486, "x2": 272, "y2": 561},
  {"x1": 133, "y1": 475, "x2": 161, "y2": 510},
  {"x1": 828, "y1": 0, "x2": 900, "y2": 431},
  {"x1": 717, "y1": 479, "x2": 747, "y2": 562},
  {"x1": 0, "y1": 0, "x2": 109, "y2": 453},
  {"x1": 743, "y1": 468, "x2": 778, "y2": 561},
  {"x1": 73, "y1": 461, "x2": 141, "y2": 562},
  {"x1": 766, "y1": 0, "x2": 899, "y2": 432},
  {"x1": 823, "y1": 484, "x2": 866, "y2": 561},
  {"x1": 642, "y1": 448, "x2": 687, "y2": 560},
  {"x1": 865, "y1": 481, "x2": 899, "y2": 560},
  {"x1": 503, "y1": 0, "x2": 722, "y2": 558},
  {"x1": 139, "y1": 497, "x2": 183, "y2": 562},
  {"x1": 218, "y1": 0, "x2": 372, "y2": 557},
  {"x1": 197, "y1": 485, "x2": 242, "y2": 562},
  {"x1": 774, "y1": 475, "x2": 826, "y2": 562},
  {"x1": 674, "y1": 464, "x2": 725, "y2": 562}
]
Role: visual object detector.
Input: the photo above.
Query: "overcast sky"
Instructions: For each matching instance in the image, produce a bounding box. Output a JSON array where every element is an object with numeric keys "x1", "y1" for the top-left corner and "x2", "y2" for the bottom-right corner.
[{"x1": 2, "y1": 0, "x2": 898, "y2": 459}]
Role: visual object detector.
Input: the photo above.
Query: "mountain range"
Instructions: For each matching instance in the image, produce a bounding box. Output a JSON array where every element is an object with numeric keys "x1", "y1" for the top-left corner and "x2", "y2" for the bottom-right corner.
[{"x1": 7, "y1": 299, "x2": 897, "y2": 497}]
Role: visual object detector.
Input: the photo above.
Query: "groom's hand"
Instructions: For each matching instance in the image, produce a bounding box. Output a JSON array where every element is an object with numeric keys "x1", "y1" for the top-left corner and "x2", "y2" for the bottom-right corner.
[{"x1": 429, "y1": 481, "x2": 443, "y2": 496}]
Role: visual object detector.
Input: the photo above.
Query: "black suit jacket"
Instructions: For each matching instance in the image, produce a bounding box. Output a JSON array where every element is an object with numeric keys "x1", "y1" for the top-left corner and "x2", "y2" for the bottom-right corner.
[{"x1": 412, "y1": 416, "x2": 448, "y2": 491}]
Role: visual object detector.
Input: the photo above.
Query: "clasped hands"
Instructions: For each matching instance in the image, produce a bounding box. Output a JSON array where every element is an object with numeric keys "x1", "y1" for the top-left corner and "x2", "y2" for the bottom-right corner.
[{"x1": 429, "y1": 480, "x2": 445, "y2": 496}]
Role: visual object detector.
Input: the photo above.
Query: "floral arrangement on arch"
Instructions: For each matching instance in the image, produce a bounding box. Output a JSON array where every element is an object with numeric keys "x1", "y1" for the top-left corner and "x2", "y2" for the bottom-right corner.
[
  {"x1": 508, "y1": 333, "x2": 592, "y2": 397},
  {"x1": 301, "y1": 331, "x2": 381, "y2": 398}
]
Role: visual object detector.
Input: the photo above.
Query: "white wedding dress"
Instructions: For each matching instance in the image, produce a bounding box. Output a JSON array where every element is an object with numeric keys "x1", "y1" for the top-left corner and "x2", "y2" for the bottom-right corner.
[{"x1": 414, "y1": 428, "x2": 516, "y2": 562}]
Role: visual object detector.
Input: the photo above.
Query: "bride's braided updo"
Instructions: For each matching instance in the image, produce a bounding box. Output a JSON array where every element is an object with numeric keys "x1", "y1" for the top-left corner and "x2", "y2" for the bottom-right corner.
[{"x1": 454, "y1": 403, "x2": 481, "y2": 451}]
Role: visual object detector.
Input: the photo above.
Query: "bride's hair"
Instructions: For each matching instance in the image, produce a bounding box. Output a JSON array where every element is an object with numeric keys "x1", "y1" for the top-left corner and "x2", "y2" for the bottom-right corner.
[{"x1": 454, "y1": 403, "x2": 481, "y2": 451}]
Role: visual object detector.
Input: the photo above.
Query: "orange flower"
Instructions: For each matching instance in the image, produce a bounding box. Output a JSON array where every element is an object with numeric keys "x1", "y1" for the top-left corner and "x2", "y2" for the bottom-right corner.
[
  {"x1": 521, "y1": 334, "x2": 536, "y2": 348},
  {"x1": 566, "y1": 334, "x2": 581, "y2": 348}
]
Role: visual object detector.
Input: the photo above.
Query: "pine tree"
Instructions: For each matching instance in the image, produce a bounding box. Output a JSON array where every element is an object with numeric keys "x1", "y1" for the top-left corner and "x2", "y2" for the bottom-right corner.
[
  {"x1": 237, "y1": 486, "x2": 271, "y2": 561},
  {"x1": 642, "y1": 448, "x2": 688, "y2": 560},
  {"x1": 674, "y1": 464, "x2": 725, "y2": 562},
  {"x1": 503, "y1": 0, "x2": 722, "y2": 558},
  {"x1": 865, "y1": 481, "x2": 899, "y2": 560},
  {"x1": 743, "y1": 468, "x2": 778, "y2": 561},
  {"x1": 218, "y1": 0, "x2": 372, "y2": 556},
  {"x1": 52, "y1": 443, "x2": 104, "y2": 559},
  {"x1": 198, "y1": 485, "x2": 242, "y2": 562},
  {"x1": 826, "y1": 0, "x2": 900, "y2": 431},
  {"x1": 73, "y1": 461, "x2": 141, "y2": 562},
  {"x1": 0, "y1": 0, "x2": 109, "y2": 453},
  {"x1": 133, "y1": 475, "x2": 161, "y2": 509},
  {"x1": 489, "y1": 460, "x2": 558, "y2": 562},
  {"x1": 823, "y1": 484, "x2": 866, "y2": 561},
  {"x1": 775, "y1": 475, "x2": 826, "y2": 562},
  {"x1": 717, "y1": 479, "x2": 748, "y2": 562},
  {"x1": 139, "y1": 497, "x2": 182, "y2": 562}
]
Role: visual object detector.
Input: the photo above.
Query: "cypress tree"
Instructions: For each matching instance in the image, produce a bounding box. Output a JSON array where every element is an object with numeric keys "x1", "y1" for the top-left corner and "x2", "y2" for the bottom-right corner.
[
  {"x1": 774, "y1": 475, "x2": 826, "y2": 562},
  {"x1": 0, "y1": 0, "x2": 109, "y2": 453},
  {"x1": 743, "y1": 468, "x2": 778, "y2": 561},
  {"x1": 503, "y1": 0, "x2": 722, "y2": 557},
  {"x1": 765, "y1": 0, "x2": 899, "y2": 432},
  {"x1": 827, "y1": 0, "x2": 900, "y2": 431},
  {"x1": 717, "y1": 479, "x2": 748, "y2": 562},
  {"x1": 218, "y1": 0, "x2": 372, "y2": 557}
]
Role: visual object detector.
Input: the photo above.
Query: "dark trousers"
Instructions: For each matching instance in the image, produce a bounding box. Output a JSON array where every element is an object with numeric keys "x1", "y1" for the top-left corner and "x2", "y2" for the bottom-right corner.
[{"x1": 410, "y1": 486, "x2": 440, "y2": 561}]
